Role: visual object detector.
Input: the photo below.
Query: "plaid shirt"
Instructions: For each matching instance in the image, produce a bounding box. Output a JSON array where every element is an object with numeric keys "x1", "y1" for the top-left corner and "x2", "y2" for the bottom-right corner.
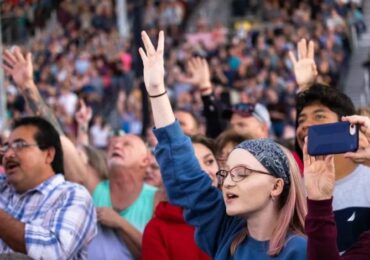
[{"x1": 0, "y1": 174, "x2": 97, "y2": 260}]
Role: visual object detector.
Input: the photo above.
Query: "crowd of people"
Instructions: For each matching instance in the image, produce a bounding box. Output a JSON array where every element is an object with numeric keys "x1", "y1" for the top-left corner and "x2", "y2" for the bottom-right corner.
[
  {"x1": 2, "y1": 0, "x2": 365, "y2": 143},
  {"x1": 1, "y1": 0, "x2": 370, "y2": 259}
]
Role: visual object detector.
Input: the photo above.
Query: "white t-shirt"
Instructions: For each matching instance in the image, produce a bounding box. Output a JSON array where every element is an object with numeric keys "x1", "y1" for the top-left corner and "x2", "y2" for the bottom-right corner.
[
  {"x1": 90, "y1": 125, "x2": 110, "y2": 148},
  {"x1": 58, "y1": 92, "x2": 78, "y2": 116}
]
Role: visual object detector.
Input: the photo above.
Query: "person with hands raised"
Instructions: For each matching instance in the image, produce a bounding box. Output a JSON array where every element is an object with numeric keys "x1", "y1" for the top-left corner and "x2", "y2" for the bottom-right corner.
[
  {"x1": 74, "y1": 99, "x2": 110, "y2": 196},
  {"x1": 3, "y1": 46, "x2": 151, "y2": 260},
  {"x1": 187, "y1": 57, "x2": 213, "y2": 95},
  {"x1": 186, "y1": 57, "x2": 227, "y2": 138},
  {"x1": 288, "y1": 38, "x2": 318, "y2": 93},
  {"x1": 2, "y1": 46, "x2": 87, "y2": 185},
  {"x1": 294, "y1": 38, "x2": 370, "y2": 251},
  {"x1": 140, "y1": 30, "x2": 307, "y2": 259},
  {"x1": 303, "y1": 129, "x2": 370, "y2": 260}
]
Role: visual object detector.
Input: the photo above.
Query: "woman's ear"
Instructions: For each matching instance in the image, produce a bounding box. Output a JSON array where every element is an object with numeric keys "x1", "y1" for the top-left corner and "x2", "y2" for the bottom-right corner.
[{"x1": 270, "y1": 178, "x2": 284, "y2": 199}]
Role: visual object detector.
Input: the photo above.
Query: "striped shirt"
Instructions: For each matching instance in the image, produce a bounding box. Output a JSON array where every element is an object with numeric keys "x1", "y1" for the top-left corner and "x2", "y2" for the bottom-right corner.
[{"x1": 0, "y1": 174, "x2": 97, "y2": 260}]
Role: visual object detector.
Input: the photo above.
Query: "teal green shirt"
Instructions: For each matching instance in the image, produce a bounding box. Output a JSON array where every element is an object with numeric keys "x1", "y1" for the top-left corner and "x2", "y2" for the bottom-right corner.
[{"x1": 93, "y1": 180, "x2": 157, "y2": 232}]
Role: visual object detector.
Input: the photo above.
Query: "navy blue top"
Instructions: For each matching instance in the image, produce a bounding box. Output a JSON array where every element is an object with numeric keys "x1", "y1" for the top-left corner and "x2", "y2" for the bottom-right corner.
[{"x1": 153, "y1": 121, "x2": 307, "y2": 259}]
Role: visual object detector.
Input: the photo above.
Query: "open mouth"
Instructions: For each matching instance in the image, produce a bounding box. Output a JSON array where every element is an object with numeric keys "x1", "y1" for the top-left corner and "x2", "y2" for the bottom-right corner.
[
  {"x1": 225, "y1": 192, "x2": 239, "y2": 202},
  {"x1": 111, "y1": 152, "x2": 123, "y2": 158},
  {"x1": 5, "y1": 161, "x2": 20, "y2": 172}
]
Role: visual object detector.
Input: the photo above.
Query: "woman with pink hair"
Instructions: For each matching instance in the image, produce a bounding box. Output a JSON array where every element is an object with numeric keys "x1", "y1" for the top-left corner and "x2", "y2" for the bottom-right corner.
[{"x1": 139, "y1": 30, "x2": 307, "y2": 259}]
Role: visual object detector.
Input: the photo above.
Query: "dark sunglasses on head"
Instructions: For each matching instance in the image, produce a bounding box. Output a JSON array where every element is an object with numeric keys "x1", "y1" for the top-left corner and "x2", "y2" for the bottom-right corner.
[{"x1": 231, "y1": 103, "x2": 256, "y2": 116}]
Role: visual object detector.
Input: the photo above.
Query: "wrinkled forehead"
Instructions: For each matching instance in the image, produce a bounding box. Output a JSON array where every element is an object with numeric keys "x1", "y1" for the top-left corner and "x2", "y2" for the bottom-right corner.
[{"x1": 109, "y1": 134, "x2": 146, "y2": 149}]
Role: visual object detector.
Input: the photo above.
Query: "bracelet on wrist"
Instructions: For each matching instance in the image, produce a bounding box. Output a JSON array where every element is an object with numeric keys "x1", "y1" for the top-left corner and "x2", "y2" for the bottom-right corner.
[
  {"x1": 149, "y1": 90, "x2": 167, "y2": 98},
  {"x1": 200, "y1": 87, "x2": 212, "y2": 93}
]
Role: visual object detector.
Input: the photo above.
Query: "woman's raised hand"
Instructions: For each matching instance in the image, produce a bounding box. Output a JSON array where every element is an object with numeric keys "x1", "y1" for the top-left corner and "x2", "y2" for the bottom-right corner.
[
  {"x1": 139, "y1": 30, "x2": 175, "y2": 128},
  {"x1": 139, "y1": 31, "x2": 166, "y2": 96}
]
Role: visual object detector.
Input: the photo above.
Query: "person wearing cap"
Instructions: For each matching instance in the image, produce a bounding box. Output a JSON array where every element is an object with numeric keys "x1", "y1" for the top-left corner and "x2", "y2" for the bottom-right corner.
[
  {"x1": 223, "y1": 102, "x2": 272, "y2": 139},
  {"x1": 186, "y1": 56, "x2": 272, "y2": 140},
  {"x1": 139, "y1": 30, "x2": 307, "y2": 259}
]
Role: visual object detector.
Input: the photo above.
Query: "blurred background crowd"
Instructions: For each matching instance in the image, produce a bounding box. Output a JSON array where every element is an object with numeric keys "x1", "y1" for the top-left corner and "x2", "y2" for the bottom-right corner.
[{"x1": 1, "y1": 0, "x2": 367, "y2": 145}]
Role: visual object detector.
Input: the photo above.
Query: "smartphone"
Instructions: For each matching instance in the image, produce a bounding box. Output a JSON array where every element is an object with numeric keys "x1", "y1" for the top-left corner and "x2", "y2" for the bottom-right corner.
[{"x1": 307, "y1": 122, "x2": 359, "y2": 156}]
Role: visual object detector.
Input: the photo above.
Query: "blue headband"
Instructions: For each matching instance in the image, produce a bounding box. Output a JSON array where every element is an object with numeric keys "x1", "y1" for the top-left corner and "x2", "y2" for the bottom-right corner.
[{"x1": 235, "y1": 139, "x2": 291, "y2": 187}]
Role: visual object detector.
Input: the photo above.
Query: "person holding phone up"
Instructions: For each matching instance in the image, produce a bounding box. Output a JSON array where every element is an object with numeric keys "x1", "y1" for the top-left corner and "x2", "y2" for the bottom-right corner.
[
  {"x1": 290, "y1": 39, "x2": 370, "y2": 253},
  {"x1": 303, "y1": 115, "x2": 370, "y2": 260},
  {"x1": 139, "y1": 30, "x2": 308, "y2": 259}
]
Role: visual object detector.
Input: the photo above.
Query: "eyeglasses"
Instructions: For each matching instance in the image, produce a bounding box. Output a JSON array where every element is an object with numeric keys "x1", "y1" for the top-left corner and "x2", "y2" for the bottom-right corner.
[
  {"x1": 216, "y1": 165, "x2": 270, "y2": 186},
  {"x1": 0, "y1": 140, "x2": 39, "y2": 155}
]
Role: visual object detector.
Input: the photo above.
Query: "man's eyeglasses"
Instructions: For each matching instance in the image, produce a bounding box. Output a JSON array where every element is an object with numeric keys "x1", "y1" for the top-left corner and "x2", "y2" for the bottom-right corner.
[
  {"x1": 216, "y1": 165, "x2": 270, "y2": 186},
  {"x1": 0, "y1": 140, "x2": 39, "y2": 155}
]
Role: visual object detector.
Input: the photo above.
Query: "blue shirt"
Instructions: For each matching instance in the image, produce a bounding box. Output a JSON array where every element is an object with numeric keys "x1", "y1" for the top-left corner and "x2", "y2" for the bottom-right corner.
[
  {"x1": 153, "y1": 121, "x2": 307, "y2": 259},
  {"x1": 87, "y1": 224, "x2": 132, "y2": 260},
  {"x1": 0, "y1": 174, "x2": 97, "y2": 260}
]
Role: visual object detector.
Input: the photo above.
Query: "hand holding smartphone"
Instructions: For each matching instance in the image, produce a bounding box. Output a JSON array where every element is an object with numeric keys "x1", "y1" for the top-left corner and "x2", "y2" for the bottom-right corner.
[{"x1": 307, "y1": 121, "x2": 359, "y2": 156}]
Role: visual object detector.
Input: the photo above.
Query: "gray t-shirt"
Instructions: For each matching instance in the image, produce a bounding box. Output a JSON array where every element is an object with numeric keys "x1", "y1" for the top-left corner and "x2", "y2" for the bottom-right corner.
[{"x1": 333, "y1": 164, "x2": 370, "y2": 252}]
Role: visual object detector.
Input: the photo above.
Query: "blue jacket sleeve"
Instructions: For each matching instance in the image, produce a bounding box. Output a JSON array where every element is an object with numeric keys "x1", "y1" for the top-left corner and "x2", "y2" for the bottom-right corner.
[{"x1": 153, "y1": 121, "x2": 242, "y2": 256}]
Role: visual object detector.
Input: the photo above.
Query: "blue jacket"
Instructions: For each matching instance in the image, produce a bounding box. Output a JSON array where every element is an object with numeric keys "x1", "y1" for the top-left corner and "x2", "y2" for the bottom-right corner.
[{"x1": 153, "y1": 121, "x2": 307, "y2": 259}]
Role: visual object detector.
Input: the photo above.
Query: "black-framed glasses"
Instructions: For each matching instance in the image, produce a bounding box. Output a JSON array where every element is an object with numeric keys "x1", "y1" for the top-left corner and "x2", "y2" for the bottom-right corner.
[
  {"x1": 216, "y1": 165, "x2": 270, "y2": 186},
  {"x1": 0, "y1": 140, "x2": 39, "y2": 155}
]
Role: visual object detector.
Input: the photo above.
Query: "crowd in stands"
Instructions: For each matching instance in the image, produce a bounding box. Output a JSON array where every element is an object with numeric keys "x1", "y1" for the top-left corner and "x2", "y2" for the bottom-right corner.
[
  {"x1": 1, "y1": 0, "x2": 370, "y2": 259},
  {"x1": 1, "y1": 0, "x2": 60, "y2": 44},
  {"x1": 2, "y1": 0, "x2": 365, "y2": 143}
]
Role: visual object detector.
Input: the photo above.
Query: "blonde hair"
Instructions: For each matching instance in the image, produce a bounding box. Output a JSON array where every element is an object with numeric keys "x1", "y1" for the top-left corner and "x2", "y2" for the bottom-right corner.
[{"x1": 230, "y1": 145, "x2": 307, "y2": 256}]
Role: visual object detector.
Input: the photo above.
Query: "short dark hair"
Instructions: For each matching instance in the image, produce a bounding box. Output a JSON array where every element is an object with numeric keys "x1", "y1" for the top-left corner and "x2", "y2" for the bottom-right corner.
[
  {"x1": 12, "y1": 117, "x2": 64, "y2": 174},
  {"x1": 296, "y1": 84, "x2": 355, "y2": 120},
  {"x1": 295, "y1": 84, "x2": 356, "y2": 159}
]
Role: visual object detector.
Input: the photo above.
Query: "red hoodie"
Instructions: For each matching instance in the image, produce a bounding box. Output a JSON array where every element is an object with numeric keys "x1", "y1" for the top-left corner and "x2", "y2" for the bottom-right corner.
[{"x1": 142, "y1": 202, "x2": 210, "y2": 260}]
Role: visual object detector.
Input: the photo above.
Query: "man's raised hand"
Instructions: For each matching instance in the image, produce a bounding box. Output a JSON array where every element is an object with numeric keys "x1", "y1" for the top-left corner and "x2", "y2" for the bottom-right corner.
[
  {"x1": 2, "y1": 47, "x2": 34, "y2": 89},
  {"x1": 289, "y1": 39, "x2": 318, "y2": 92}
]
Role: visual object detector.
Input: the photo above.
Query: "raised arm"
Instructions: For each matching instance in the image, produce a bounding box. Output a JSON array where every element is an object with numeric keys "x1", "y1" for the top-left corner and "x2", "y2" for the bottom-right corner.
[
  {"x1": 304, "y1": 117, "x2": 370, "y2": 259},
  {"x1": 289, "y1": 39, "x2": 318, "y2": 93},
  {"x1": 187, "y1": 57, "x2": 226, "y2": 138},
  {"x1": 2, "y1": 48, "x2": 63, "y2": 134},
  {"x1": 2, "y1": 48, "x2": 88, "y2": 186},
  {"x1": 303, "y1": 137, "x2": 341, "y2": 260},
  {"x1": 138, "y1": 31, "x2": 241, "y2": 256},
  {"x1": 138, "y1": 31, "x2": 175, "y2": 128}
]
